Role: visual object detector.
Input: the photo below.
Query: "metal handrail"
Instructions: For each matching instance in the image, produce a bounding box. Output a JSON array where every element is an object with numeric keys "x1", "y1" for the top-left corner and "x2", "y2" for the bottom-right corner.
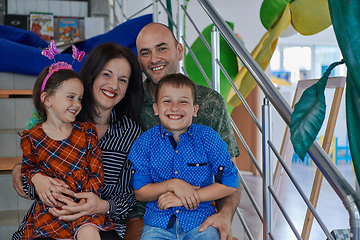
[{"x1": 196, "y1": 0, "x2": 360, "y2": 237}]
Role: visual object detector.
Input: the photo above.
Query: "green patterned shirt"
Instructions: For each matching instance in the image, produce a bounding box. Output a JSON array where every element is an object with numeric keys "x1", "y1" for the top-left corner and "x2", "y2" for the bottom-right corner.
[{"x1": 127, "y1": 79, "x2": 240, "y2": 220}]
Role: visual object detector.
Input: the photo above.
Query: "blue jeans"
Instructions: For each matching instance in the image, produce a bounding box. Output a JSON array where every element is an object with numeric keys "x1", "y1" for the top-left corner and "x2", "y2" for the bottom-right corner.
[{"x1": 140, "y1": 219, "x2": 220, "y2": 240}]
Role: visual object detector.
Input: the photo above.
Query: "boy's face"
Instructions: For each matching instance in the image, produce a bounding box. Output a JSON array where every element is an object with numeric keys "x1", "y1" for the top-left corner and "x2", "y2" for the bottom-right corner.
[{"x1": 153, "y1": 83, "x2": 199, "y2": 136}]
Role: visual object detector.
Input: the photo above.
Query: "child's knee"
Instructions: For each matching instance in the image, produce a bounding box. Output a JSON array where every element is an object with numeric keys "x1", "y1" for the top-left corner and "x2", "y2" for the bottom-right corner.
[{"x1": 77, "y1": 224, "x2": 100, "y2": 240}]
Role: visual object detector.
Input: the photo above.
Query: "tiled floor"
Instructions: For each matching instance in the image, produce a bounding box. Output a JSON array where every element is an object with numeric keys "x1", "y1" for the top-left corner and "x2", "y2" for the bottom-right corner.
[{"x1": 238, "y1": 161, "x2": 356, "y2": 240}]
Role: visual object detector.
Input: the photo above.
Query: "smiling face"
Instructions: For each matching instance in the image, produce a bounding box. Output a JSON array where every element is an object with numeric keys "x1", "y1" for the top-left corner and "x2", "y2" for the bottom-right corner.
[
  {"x1": 136, "y1": 23, "x2": 183, "y2": 85},
  {"x1": 44, "y1": 78, "x2": 83, "y2": 124},
  {"x1": 153, "y1": 83, "x2": 199, "y2": 137},
  {"x1": 92, "y1": 58, "x2": 130, "y2": 114}
]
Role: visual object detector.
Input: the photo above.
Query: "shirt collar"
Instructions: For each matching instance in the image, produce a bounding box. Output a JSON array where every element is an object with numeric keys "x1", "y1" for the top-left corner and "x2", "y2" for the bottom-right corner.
[{"x1": 158, "y1": 124, "x2": 194, "y2": 139}]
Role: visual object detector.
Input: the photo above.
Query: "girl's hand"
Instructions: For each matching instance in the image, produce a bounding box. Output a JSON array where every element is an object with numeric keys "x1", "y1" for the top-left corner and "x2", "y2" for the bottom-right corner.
[
  {"x1": 170, "y1": 179, "x2": 200, "y2": 210},
  {"x1": 31, "y1": 173, "x2": 69, "y2": 207},
  {"x1": 158, "y1": 192, "x2": 184, "y2": 210},
  {"x1": 55, "y1": 192, "x2": 108, "y2": 221}
]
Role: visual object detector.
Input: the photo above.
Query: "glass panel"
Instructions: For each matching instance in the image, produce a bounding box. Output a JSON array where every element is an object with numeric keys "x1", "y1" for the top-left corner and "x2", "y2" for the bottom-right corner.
[
  {"x1": 314, "y1": 46, "x2": 346, "y2": 79},
  {"x1": 283, "y1": 46, "x2": 311, "y2": 83}
]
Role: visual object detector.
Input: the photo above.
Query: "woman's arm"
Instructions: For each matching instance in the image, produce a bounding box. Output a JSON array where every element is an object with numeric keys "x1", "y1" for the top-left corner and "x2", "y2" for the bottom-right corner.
[{"x1": 12, "y1": 163, "x2": 29, "y2": 199}]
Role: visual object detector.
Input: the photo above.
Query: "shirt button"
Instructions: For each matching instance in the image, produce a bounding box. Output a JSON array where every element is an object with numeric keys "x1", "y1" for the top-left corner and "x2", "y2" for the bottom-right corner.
[
  {"x1": 219, "y1": 166, "x2": 223, "y2": 170},
  {"x1": 175, "y1": 150, "x2": 178, "y2": 153},
  {"x1": 166, "y1": 132, "x2": 168, "y2": 135},
  {"x1": 175, "y1": 171, "x2": 178, "y2": 174},
  {"x1": 196, "y1": 163, "x2": 199, "y2": 167},
  {"x1": 176, "y1": 210, "x2": 179, "y2": 213}
]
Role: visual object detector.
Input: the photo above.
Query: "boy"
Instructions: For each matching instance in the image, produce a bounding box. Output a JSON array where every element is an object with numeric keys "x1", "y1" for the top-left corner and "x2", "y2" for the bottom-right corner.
[{"x1": 128, "y1": 73, "x2": 239, "y2": 239}]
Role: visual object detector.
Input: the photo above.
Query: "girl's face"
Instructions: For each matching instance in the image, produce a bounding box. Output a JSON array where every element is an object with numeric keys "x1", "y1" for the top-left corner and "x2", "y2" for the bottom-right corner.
[
  {"x1": 44, "y1": 78, "x2": 83, "y2": 124},
  {"x1": 93, "y1": 58, "x2": 131, "y2": 113}
]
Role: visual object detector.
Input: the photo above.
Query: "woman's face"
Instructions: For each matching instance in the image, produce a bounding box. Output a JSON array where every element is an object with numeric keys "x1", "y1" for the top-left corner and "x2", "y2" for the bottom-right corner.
[{"x1": 93, "y1": 58, "x2": 131, "y2": 113}]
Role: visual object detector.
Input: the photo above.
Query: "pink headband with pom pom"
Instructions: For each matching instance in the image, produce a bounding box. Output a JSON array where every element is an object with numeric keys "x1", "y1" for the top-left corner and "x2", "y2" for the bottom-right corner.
[{"x1": 40, "y1": 40, "x2": 85, "y2": 99}]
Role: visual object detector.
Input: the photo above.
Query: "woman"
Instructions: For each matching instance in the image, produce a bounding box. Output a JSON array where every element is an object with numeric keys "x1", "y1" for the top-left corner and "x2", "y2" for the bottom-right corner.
[{"x1": 12, "y1": 42, "x2": 144, "y2": 240}]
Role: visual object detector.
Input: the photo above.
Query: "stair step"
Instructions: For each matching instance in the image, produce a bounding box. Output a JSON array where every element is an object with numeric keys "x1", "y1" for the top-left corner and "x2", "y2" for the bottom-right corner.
[
  {"x1": 0, "y1": 157, "x2": 22, "y2": 171},
  {"x1": 0, "y1": 90, "x2": 32, "y2": 98},
  {"x1": 0, "y1": 209, "x2": 28, "y2": 239}
]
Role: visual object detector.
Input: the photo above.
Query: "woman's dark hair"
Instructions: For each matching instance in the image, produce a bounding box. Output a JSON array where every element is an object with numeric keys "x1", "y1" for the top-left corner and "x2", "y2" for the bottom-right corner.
[
  {"x1": 77, "y1": 42, "x2": 144, "y2": 127},
  {"x1": 33, "y1": 67, "x2": 82, "y2": 121}
]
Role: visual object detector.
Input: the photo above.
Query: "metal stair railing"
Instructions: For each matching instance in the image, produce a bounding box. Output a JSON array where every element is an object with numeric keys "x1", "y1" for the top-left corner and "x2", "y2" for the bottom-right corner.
[{"x1": 113, "y1": 0, "x2": 360, "y2": 239}]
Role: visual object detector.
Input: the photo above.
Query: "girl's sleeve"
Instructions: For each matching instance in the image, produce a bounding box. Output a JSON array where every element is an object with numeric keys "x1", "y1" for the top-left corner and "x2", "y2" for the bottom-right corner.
[
  {"x1": 203, "y1": 127, "x2": 239, "y2": 189},
  {"x1": 21, "y1": 130, "x2": 44, "y2": 194},
  {"x1": 84, "y1": 123, "x2": 104, "y2": 195}
]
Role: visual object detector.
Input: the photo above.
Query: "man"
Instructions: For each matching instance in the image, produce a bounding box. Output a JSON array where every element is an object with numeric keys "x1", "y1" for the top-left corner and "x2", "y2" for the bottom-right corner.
[{"x1": 124, "y1": 22, "x2": 241, "y2": 240}]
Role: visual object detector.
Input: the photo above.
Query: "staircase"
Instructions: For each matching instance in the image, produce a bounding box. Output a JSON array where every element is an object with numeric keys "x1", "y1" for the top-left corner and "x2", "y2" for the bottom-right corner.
[{"x1": 0, "y1": 71, "x2": 35, "y2": 239}]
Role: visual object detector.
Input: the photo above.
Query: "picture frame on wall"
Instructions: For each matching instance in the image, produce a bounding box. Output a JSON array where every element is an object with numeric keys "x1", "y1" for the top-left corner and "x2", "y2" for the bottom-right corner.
[
  {"x1": 30, "y1": 12, "x2": 54, "y2": 41},
  {"x1": 58, "y1": 17, "x2": 80, "y2": 43}
]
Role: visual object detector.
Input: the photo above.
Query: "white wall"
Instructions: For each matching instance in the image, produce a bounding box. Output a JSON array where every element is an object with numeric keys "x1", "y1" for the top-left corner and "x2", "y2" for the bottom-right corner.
[{"x1": 7, "y1": 0, "x2": 87, "y2": 17}]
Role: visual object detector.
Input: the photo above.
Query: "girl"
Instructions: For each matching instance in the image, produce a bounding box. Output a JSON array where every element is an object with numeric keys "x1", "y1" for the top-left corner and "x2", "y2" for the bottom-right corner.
[{"x1": 19, "y1": 61, "x2": 114, "y2": 240}]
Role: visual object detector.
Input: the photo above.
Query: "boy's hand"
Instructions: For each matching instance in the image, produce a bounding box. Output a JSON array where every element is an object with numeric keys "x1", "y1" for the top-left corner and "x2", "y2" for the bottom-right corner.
[
  {"x1": 31, "y1": 173, "x2": 69, "y2": 207},
  {"x1": 158, "y1": 192, "x2": 183, "y2": 210},
  {"x1": 170, "y1": 179, "x2": 200, "y2": 210}
]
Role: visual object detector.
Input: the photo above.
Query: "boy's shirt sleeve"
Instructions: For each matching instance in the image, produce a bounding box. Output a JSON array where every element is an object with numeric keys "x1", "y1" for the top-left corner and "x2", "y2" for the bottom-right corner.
[
  {"x1": 202, "y1": 126, "x2": 239, "y2": 189},
  {"x1": 128, "y1": 132, "x2": 153, "y2": 190}
]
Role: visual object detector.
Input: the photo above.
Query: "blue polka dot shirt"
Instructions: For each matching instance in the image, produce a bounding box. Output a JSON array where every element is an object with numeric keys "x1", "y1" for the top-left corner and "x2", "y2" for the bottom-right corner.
[{"x1": 128, "y1": 124, "x2": 239, "y2": 232}]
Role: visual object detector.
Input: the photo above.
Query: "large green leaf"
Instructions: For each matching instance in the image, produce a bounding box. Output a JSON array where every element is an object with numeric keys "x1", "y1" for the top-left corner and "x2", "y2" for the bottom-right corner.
[
  {"x1": 329, "y1": 0, "x2": 360, "y2": 185},
  {"x1": 290, "y1": 60, "x2": 343, "y2": 160},
  {"x1": 184, "y1": 23, "x2": 238, "y2": 113}
]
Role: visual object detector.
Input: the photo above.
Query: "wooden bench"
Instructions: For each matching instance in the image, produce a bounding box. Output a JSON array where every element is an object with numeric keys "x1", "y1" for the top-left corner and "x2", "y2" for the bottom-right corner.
[
  {"x1": 0, "y1": 89, "x2": 31, "y2": 171},
  {"x1": 0, "y1": 157, "x2": 22, "y2": 171},
  {"x1": 0, "y1": 90, "x2": 32, "y2": 98}
]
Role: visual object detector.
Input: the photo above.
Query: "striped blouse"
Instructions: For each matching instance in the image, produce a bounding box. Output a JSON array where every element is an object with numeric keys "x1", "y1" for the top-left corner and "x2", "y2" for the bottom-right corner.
[{"x1": 12, "y1": 113, "x2": 143, "y2": 240}]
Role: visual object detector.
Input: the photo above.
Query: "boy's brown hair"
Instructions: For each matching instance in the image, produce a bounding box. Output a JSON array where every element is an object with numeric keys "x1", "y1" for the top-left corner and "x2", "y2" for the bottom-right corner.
[{"x1": 155, "y1": 73, "x2": 197, "y2": 104}]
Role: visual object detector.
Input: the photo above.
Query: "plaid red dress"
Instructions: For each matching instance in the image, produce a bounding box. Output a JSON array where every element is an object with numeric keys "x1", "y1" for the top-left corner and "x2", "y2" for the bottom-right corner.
[{"x1": 20, "y1": 122, "x2": 114, "y2": 240}]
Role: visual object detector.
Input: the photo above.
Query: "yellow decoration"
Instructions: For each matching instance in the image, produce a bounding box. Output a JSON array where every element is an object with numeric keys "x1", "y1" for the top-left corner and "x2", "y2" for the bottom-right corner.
[
  {"x1": 290, "y1": 0, "x2": 331, "y2": 35},
  {"x1": 227, "y1": 5, "x2": 291, "y2": 106}
]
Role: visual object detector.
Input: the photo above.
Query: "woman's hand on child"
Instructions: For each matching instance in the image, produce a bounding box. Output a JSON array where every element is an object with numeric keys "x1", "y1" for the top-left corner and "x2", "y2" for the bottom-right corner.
[
  {"x1": 169, "y1": 179, "x2": 200, "y2": 210},
  {"x1": 158, "y1": 192, "x2": 184, "y2": 210},
  {"x1": 32, "y1": 173, "x2": 69, "y2": 207},
  {"x1": 49, "y1": 195, "x2": 85, "y2": 220},
  {"x1": 53, "y1": 191, "x2": 108, "y2": 221}
]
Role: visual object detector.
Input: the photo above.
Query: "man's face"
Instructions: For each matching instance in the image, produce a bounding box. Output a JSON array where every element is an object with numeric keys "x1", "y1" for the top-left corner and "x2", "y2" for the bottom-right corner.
[{"x1": 136, "y1": 24, "x2": 183, "y2": 85}]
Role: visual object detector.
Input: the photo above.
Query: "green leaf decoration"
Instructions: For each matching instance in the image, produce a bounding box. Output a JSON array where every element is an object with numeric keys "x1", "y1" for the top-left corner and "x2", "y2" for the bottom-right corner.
[
  {"x1": 290, "y1": 60, "x2": 344, "y2": 160},
  {"x1": 329, "y1": 0, "x2": 360, "y2": 186},
  {"x1": 184, "y1": 22, "x2": 238, "y2": 113}
]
